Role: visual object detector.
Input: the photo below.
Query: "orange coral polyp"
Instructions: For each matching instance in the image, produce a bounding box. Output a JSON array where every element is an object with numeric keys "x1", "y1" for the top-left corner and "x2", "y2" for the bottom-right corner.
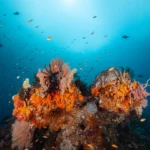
[
  {"x1": 91, "y1": 81, "x2": 134, "y2": 114},
  {"x1": 12, "y1": 84, "x2": 84, "y2": 129},
  {"x1": 12, "y1": 95, "x2": 31, "y2": 121}
]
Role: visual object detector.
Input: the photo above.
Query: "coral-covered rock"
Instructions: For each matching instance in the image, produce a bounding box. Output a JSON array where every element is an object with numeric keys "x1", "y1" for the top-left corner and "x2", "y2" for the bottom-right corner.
[
  {"x1": 91, "y1": 68, "x2": 149, "y2": 115},
  {"x1": 12, "y1": 59, "x2": 84, "y2": 130}
]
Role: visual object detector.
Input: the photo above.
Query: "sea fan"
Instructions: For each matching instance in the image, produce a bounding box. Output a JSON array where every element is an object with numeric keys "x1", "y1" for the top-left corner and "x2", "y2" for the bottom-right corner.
[
  {"x1": 36, "y1": 59, "x2": 77, "y2": 95},
  {"x1": 59, "y1": 68, "x2": 77, "y2": 94},
  {"x1": 132, "y1": 82, "x2": 149, "y2": 100},
  {"x1": 36, "y1": 69, "x2": 50, "y2": 92},
  {"x1": 11, "y1": 120, "x2": 35, "y2": 150},
  {"x1": 120, "y1": 67, "x2": 134, "y2": 80},
  {"x1": 50, "y1": 58, "x2": 63, "y2": 73}
]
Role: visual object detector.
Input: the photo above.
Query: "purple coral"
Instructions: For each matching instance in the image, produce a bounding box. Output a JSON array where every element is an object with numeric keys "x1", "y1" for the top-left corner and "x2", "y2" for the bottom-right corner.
[{"x1": 132, "y1": 83, "x2": 149, "y2": 100}]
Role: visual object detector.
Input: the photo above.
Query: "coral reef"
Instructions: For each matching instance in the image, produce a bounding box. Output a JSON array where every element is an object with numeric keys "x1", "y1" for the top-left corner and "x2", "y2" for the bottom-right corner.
[
  {"x1": 10, "y1": 61, "x2": 150, "y2": 150},
  {"x1": 12, "y1": 58, "x2": 84, "y2": 130},
  {"x1": 91, "y1": 68, "x2": 149, "y2": 115},
  {"x1": 56, "y1": 108, "x2": 103, "y2": 150}
]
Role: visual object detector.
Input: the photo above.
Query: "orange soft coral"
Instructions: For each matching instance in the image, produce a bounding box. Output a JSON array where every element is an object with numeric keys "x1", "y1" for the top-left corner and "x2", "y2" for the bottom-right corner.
[
  {"x1": 92, "y1": 81, "x2": 136, "y2": 114},
  {"x1": 12, "y1": 95, "x2": 31, "y2": 121},
  {"x1": 12, "y1": 84, "x2": 84, "y2": 130},
  {"x1": 92, "y1": 79, "x2": 149, "y2": 115}
]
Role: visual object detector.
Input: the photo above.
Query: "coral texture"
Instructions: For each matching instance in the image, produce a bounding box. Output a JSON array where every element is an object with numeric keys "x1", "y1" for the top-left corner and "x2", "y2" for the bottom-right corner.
[
  {"x1": 91, "y1": 69, "x2": 149, "y2": 115},
  {"x1": 11, "y1": 61, "x2": 150, "y2": 150},
  {"x1": 11, "y1": 120, "x2": 35, "y2": 150},
  {"x1": 12, "y1": 59, "x2": 84, "y2": 130}
]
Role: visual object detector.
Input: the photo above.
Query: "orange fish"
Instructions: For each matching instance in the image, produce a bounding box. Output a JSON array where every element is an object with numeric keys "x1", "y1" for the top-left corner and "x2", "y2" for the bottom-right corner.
[
  {"x1": 43, "y1": 135, "x2": 48, "y2": 139},
  {"x1": 111, "y1": 144, "x2": 118, "y2": 149},
  {"x1": 86, "y1": 144, "x2": 94, "y2": 149},
  {"x1": 108, "y1": 67, "x2": 115, "y2": 71}
]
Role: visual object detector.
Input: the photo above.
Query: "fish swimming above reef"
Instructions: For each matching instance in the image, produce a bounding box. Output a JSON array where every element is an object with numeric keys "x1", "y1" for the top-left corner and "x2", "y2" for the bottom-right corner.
[
  {"x1": 137, "y1": 74, "x2": 143, "y2": 78},
  {"x1": 93, "y1": 16, "x2": 97, "y2": 18},
  {"x1": 91, "y1": 31, "x2": 94, "y2": 35},
  {"x1": 0, "y1": 44, "x2": 3, "y2": 48},
  {"x1": 46, "y1": 36, "x2": 52, "y2": 40},
  {"x1": 28, "y1": 20, "x2": 33, "y2": 23},
  {"x1": 122, "y1": 35, "x2": 130, "y2": 39},
  {"x1": 13, "y1": 11, "x2": 20, "y2": 15},
  {"x1": 140, "y1": 118, "x2": 146, "y2": 122}
]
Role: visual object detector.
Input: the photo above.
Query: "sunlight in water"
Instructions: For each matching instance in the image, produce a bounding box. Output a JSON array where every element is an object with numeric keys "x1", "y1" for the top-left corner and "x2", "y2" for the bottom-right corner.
[{"x1": 63, "y1": 0, "x2": 76, "y2": 5}]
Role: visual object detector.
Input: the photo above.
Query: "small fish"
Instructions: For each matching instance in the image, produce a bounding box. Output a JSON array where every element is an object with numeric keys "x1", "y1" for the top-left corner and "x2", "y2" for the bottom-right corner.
[
  {"x1": 93, "y1": 16, "x2": 97, "y2": 18},
  {"x1": 43, "y1": 135, "x2": 48, "y2": 139},
  {"x1": 140, "y1": 118, "x2": 146, "y2": 122},
  {"x1": 108, "y1": 67, "x2": 115, "y2": 71},
  {"x1": 35, "y1": 26, "x2": 39, "y2": 28},
  {"x1": 16, "y1": 76, "x2": 20, "y2": 79},
  {"x1": 122, "y1": 35, "x2": 129, "y2": 39},
  {"x1": 91, "y1": 31, "x2": 94, "y2": 35},
  {"x1": 87, "y1": 144, "x2": 94, "y2": 149},
  {"x1": 138, "y1": 75, "x2": 143, "y2": 78},
  {"x1": 14, "y1": 12, "x2": 20, "y2": 15},
  {"x1": 80, "y1": 68, "x2": 83, "y2": 70},
  {"x1": 82, "y1": 37, "x2": 86, "y2": 39},
  {"x1": 111, "y1": 144, "x2": 118, "y2": 149},
  {"x1": 46, "y1": 36, "x2": 52, "y2": 40},
  {"x1": 28, "y1": 19, "x2": 33, "y2": 23}
]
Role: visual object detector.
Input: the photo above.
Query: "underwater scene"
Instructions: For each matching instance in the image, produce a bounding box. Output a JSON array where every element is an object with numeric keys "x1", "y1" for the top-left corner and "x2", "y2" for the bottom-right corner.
[{"x1": 0, "y1": 0, "x2": 150, "y2": 150}]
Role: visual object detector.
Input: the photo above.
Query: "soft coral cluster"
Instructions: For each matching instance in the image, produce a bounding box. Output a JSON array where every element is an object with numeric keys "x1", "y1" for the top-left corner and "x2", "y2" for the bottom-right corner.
[
  {"x1": 36, "y1": 58, "x2": 77, "y2": 95},
  {"x1": 11, "y1": 63, "x2": 150, "y2": 150},
  {"x1": 12, "y1": 58, "x2": 84, "y2": 130},
  {"x1": 92, "y1": 73, "x2": 149, "y2": 115}
]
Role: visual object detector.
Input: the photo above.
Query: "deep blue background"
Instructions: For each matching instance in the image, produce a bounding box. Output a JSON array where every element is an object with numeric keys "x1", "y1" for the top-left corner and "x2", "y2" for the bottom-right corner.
[{"x1": 0, "y1": 0, "x2": 150, "y2": 120}]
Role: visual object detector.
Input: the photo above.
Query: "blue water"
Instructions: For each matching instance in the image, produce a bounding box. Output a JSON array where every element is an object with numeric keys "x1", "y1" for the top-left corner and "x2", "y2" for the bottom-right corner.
[{"x1": 0, "y1": 0, "x2": 150, "y2": 120}]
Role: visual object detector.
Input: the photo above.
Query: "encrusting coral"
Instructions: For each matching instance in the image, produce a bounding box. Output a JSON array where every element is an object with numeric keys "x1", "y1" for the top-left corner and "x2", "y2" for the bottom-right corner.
[{"x1": 91, "y1": 68, "x2": 150, "y2": 115}]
